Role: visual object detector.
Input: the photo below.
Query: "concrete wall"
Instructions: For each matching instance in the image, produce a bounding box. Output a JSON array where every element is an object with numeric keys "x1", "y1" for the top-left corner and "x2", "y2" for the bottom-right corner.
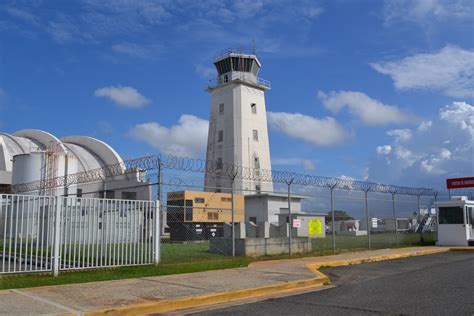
[{"x1": 210, "y1": 237, "x2": 312, "y2": 257}]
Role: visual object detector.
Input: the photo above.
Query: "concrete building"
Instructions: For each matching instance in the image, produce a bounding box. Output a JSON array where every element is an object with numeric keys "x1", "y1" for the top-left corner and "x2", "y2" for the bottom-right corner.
[
  {"x1": 245, "y1": 193, "x2": 305, "y2": 224},
  {"x1": 0, "y1": 129, "x2": 151, "y2": 200},
  {"x1": 166, "y1": 190, "x2": 244, "y2": 241},
  {"x1": 204, "y1": 49, "x2": 273, "y2": 194}
]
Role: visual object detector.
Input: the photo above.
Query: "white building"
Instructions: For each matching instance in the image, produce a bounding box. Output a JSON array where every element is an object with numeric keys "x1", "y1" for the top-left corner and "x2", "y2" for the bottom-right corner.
[
  {"x1": 0, "y1": 129, "x2": 151, "y2": 200},
  {"x1": 204, "y1": 49, "x2": 273, "y2": 194}
]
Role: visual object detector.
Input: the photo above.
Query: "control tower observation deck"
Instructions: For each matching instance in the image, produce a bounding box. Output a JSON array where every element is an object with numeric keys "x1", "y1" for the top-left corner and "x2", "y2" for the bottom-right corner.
[{"x1": 207, "y1": 49, "x2": 271, "y2": 91}]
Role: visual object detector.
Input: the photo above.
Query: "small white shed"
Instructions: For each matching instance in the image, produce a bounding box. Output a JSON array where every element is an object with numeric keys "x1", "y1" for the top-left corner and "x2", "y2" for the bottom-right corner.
[{"x1": 435, "y1": 197, "x2": 474, "y2": 246}]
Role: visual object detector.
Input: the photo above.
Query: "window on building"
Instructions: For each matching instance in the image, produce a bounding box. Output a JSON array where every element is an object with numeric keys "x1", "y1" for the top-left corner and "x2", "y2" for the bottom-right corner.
[
  {"x1": 208, "y1": 212, "x2": 219, "y2": 220},
  {"x1": 218, "y1": 130, "x2": 223, "y2": 142},
  {"x1": 194, "y1": 197, "x2": 205, "y2": 204},
  {"x1": 76, "y1": 189, "x2": 83, "y2": 198},
  {"x1": 438, "y1": 207, "x2": 464, "y2": 224},
  {"x1": 254, "y1": 156, "x2": 260, "y2": 169},
  {"x1": 219, "y1": 103, "x2": 224, "y2": 114},
  {"x1": 251, "y1": 103, "x2": 257, "y2": 114},
  {"x1": 249, "y1": 217, "x2": 257, "y2": 224},
  {"x1": 221, "y1": 197, "x2": 232, "y2": 202},
  {"x1": 217, "y1": 157, "x2": 223, "y2": 170},
  {"x1": 101, "y1": 190, "x2": 115, "y2": 199},
  {"x1": 256, "y1": 184, "x2": 261, "y2": 192},
  {"x1": 122, "y1": 191, "x2": 137, "y2": 200},
  {"x1": 253, "y1": 129, "x2": 258, "y2": 141}
]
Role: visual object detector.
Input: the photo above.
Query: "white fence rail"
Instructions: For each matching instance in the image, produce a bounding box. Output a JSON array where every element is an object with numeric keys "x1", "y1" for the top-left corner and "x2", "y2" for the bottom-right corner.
[{"x1": 0, "y1": 194, "x2": 159, "y2": 275}]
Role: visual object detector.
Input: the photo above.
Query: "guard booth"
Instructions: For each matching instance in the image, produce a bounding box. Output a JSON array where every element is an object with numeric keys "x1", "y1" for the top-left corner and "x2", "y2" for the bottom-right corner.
[{"x1": 435, "y1": 197, "x2": 474, "y2": 246}]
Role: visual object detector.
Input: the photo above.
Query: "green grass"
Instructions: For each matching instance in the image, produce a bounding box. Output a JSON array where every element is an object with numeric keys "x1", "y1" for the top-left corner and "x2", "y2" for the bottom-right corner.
[
  {"x1": 0, "y1": 232, "x2": 436, "y2": 290},
  {"x1": 0, "y1": 257, "x2": 251, "y2": 290}
]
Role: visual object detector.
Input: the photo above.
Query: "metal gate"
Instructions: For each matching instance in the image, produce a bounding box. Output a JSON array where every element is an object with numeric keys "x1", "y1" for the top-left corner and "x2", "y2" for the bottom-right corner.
[{"x1": 1, "y1": 194, "x2": 159, "y2": 275}]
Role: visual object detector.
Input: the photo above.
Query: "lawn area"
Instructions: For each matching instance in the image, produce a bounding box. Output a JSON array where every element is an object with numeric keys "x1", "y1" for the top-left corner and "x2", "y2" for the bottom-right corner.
[{"x1": 0, "y1": 257, "x2": 250, "y2": 290}]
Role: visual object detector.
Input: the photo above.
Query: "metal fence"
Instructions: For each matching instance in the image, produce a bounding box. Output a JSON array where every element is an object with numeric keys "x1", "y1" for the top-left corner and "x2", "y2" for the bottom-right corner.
[{"x1": 1, "y1": 194, "x2": 158, "y2": 275}]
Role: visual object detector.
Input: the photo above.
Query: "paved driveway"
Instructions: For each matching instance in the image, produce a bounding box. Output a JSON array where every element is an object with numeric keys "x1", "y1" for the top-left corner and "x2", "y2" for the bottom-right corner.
[{"x1": 199, "y1": 251, "x2": 474, "y2": 315}]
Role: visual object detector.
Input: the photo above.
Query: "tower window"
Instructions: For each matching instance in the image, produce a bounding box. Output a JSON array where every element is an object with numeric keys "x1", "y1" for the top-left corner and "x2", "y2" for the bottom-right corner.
[
  {"x1": 216, "y1": 157, "x2": 223, "y2": 170},
  {"x1": 251, "y1": 103, "x2": 257, "y2": 114},
  {"x1": 253, "y1": 129, "x2": 258, "y2": 141},
  {"x1": 254, "y1": 157, "x2": 260, "y2": 169},
  {"x1": 256, "y1": 184, "x2": 261, "y2": 192},
  {"x1": 218, "y1": 130, "x2": 223, "y2": 142},
  {"x1": 219, "y1": 103, "x2": 224, "y2": 114}
]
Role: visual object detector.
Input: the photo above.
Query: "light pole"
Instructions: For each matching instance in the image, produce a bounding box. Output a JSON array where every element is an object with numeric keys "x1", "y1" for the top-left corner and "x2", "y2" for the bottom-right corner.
[{"x1": 287, "y1": 177, "x2": 295, "y2": 258}]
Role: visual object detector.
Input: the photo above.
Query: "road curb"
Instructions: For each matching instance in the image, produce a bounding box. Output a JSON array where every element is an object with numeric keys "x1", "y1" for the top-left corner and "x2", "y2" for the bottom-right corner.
[
  {"x1": 449, "y1": 247, "x2": 474, "y2": 251},
  {"x1": 86, "y1": 248, "x2": 451, "y2": 315},
  {"x1": 85, "y1": 274, "x2": 329, "y2": 315}
]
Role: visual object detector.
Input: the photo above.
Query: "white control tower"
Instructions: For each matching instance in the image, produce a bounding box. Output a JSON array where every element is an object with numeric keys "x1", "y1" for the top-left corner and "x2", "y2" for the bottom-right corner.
[{"x1": 204, "y1": 49, "x2": 273, "y2": 194}]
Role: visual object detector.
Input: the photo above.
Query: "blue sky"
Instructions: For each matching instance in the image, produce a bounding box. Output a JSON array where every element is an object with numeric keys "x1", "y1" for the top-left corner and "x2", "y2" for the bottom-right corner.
[{"x1": 0, "y1": 0, "x2": 473, "y2": 189}]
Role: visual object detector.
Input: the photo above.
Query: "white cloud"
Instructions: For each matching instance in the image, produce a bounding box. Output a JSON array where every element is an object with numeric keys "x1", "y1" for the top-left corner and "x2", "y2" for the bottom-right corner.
[
  {"x1": 439, "y1": 101, "x2": 474, "y2": 138},
  {"x1": 267, "y1": 112, "x2": 348, "y2": 146},
  {"x1": 371, "y1": 46, "x2": 474, "y2": 98},
  {"x1": 382, "y1": 0, "x2": 474, "y2": 25},
  {"x1": 376, "y1": 145, "x2": 392, "y2": 155},
  {"x1": 111, "y1": 42, "x2": 159, "y2": 59},
  {"x1": 94, "y1": 85, "x2": 151, "y2": 108},
  {"x1": 272, "y1": 158, "x2": 316, "y2": 171},
  {"x1": 387, "y1": 129, "x2": 412, "y2": 142},
  {"x1": 368, "y1": 101, "x2": 474, "y2": 187},
  {"x1": 128, "y1": 115, "x2": 209, "y2": 157},
  {"x1": 318, "y1": 90, "x2": 412, "y2": 125},
  {"x1": 418, "y1": 120, "x2": 433, "y2": 132}
]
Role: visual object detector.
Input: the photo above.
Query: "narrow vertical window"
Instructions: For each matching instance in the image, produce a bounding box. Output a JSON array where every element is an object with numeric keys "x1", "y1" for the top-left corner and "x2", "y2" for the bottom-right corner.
[
  {"x1": 217, "y1": 157, "x2": 223, "y2": 170},
  {"x1": 254, "y1": 156, "x2": 260, "y2": 169},
  {"x1": 253, "y1": 129, "x2": 258, "y2": 141},
  {"x1": 251, "y1": 103, "x2": 257, "y2": 114},
  {"x1": 218, "y1": 130, "x2": 223, "y2": 142},
  {"x1": 219, "y1": 103, "x2": 224, "y2": 114}
]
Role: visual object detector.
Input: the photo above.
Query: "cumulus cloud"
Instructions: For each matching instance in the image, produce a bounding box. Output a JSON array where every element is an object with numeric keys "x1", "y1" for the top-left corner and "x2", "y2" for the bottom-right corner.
[
  {"x1": 371, "y1": 46, "x2": 474, "y2": 98},
  {"x1": 128, "y1": 115, "x2": 208, "y2": 157},
  {"x1": 439, "y1": 101, "x2": 474, "y2": 137},
  {"x1": 376, "y1": 145, "x2": 392, "y2": 155},
  {"x1": 95, "y1": 85, "x2": 151, "y2": 108},
  {"x1": 267, "y1": 112, "x2": 348, "y2": 146},
  {"x1": 367, "y1": 101, "x2": 474, "y2": 187},
  {"x1": 386, "y1": 129, "x2": 412, "y2": 142},
  {"x1": 318, "y1": 90, "x2": 412, "y2": 125}
]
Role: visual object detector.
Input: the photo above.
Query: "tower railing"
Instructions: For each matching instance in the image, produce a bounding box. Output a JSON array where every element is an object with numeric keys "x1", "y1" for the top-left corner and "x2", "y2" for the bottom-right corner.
[
  {"x1": 213, "y1": 47, "x2": 257, "y2": 61},
  {"x1": 207, "y1": 72, "x2": 271, "y2": 90}
]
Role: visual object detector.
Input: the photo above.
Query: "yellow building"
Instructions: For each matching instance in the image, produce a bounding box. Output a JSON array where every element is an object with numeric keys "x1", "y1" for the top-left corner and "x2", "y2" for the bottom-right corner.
[{"x1": 167, "y1": 190, "x2": 244, "y2": 241}]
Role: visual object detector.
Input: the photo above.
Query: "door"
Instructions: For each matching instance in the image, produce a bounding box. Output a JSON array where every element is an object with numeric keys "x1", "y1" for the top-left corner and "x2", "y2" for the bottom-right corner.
[
  {"x1": 438, "y1": 206, "x2": 467, "y2": 246},
  {"x1": 467, "y1": 206, "x2": 474, "y2": 241}
]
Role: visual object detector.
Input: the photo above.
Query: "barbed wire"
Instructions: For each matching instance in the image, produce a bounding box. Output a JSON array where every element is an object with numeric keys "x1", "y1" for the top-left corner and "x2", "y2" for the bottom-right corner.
[{"x1": 9, "y1": 153, "x2": 447, "y2": 197}]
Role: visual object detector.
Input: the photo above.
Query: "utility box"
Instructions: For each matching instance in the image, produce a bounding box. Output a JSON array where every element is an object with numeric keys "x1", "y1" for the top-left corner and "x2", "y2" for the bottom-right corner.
[{"x1": 435, "y1": 197, "x2": 474, "y2": 246}]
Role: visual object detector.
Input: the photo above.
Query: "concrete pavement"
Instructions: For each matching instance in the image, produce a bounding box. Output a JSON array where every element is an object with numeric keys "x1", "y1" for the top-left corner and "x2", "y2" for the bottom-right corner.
[
  {"x1": 203, "y1": 251, "x2": 474, "y2": 315},
  {"x1": 0, "y1": 246, "x2": 451, "y2": 315}
]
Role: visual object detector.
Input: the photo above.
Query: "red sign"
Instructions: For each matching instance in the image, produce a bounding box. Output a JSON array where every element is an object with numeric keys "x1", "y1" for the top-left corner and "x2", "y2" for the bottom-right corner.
[{"x1": 446, "y1": 177, "x2": 474, "y2": 189}]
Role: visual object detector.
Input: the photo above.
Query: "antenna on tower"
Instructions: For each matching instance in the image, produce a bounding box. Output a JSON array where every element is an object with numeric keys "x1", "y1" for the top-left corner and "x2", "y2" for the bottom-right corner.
[{"x1": 252, "y1": 39, "x2": 256, "y2": 55}]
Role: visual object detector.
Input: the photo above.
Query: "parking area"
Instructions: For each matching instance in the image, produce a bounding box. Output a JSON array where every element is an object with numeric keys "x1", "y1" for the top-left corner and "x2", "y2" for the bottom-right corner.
[{"x1": 199, "y1": 251, "x2": 474, "y2": 315}]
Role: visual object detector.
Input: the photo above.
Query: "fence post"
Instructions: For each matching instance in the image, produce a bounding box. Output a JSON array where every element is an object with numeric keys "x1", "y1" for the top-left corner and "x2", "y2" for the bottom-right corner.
[
  {"x1": 231, "y1": 172, "x2": 238, "y2": 258},
  {"x1": 391, "y1": 193, "x2": 398, "y2": 246},
  {"x1": 153, "y1": 200, "x2": 161, "y2": 265},
  {"x1": 330, "y1": 186, "x2": 336, "y2": 254},
  {"x1": 364, "y1": 189, "x2": 371, "y2": 250},
  {"x1": 231, "y1": 178, "x2": 235, "y2": 258},
  {"x1": 417, "y1": 194, "x2": 424, "y2": 244},
  {"x1": 287, "y1": 178, "x2": 294, "y2": 258},
  {"x1": 53, "y1": 197, "x2": 61, "y2": 277}
]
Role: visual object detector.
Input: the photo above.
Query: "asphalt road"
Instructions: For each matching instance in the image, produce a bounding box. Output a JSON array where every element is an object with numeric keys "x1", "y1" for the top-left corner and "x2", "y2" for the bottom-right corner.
[{"x1": 197, "y1": 251, "x2": 474, "y2": 315}]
